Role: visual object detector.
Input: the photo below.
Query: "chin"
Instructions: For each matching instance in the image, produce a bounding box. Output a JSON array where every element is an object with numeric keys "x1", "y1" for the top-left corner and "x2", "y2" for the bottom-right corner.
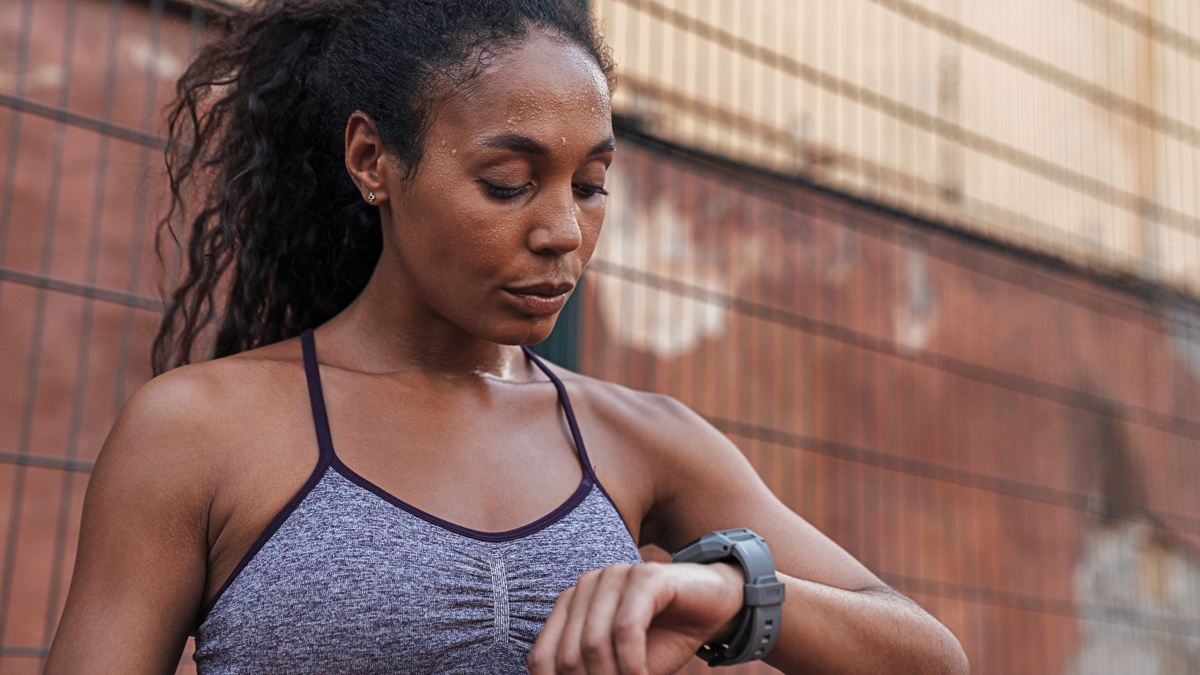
[{"x1": 488, "y1": 315, "x2": 559, "y2": 347}]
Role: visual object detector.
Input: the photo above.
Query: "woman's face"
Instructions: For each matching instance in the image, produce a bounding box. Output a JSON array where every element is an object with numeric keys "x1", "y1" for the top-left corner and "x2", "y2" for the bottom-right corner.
[{"x1": 367, "y1": 31, "x2": 614, "y2": 347}]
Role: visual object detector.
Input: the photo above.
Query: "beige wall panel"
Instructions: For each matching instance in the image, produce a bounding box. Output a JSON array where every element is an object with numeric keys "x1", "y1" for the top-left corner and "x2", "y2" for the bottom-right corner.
[{"x1": 594, "y1": 0, "x2": 1200, "y2": 293}]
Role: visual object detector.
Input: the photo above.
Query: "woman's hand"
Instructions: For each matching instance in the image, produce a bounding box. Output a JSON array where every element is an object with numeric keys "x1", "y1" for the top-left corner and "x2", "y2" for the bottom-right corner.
[{"x1": 527, "y1": 561, "x2": 746, "y2": 675}]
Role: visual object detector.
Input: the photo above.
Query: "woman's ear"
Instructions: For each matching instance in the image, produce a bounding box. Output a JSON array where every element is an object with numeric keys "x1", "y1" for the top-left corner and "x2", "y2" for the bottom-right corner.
[{"x1": 345, "y1": 111, "x2": 389, "y2": 204}]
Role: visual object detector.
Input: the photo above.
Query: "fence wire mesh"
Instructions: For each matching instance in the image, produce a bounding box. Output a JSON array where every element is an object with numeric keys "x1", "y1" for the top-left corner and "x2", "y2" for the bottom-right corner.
[{"x1": 1, "y1": 1, "x2": 1198, "y2": 673}]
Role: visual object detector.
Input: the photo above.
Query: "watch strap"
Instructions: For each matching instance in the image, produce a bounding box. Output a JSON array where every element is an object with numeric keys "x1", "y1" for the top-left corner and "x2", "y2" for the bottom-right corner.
[{"x1": 671, "y1": 529, "x2": 785, "y2": 666}]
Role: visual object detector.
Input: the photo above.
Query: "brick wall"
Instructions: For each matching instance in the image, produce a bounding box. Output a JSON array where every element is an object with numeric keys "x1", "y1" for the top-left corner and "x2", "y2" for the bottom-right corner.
[
  {"x1": 585, "y1": 136, "x2": 1200, "y2": 674},
  {"x1": 2, "y1": 1, "x2": 1199, "y2": 673}
]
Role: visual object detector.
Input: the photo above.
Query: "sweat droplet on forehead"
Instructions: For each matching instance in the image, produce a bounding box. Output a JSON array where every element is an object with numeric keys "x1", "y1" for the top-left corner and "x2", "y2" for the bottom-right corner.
[{"x1": 428, "y1": 31, "x2": 612, "y2": 160}]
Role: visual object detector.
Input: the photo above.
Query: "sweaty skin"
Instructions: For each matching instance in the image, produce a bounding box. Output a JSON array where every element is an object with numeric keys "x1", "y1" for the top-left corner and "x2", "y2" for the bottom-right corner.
[{"x1": 46, "y1": 31, "x2": 968, "y2": 675}]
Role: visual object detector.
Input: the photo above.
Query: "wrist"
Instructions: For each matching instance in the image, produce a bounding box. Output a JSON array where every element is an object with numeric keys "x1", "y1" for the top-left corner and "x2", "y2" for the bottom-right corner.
[
  {"x1": 708, "y1": 561, "x2": 747, "y2": 644},
  {"x1": 671, "y1": 528, "x2": 786, "y2": 666}
]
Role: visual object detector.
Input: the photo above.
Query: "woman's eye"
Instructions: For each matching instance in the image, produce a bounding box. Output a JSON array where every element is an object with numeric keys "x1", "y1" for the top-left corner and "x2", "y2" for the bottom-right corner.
[
  {"x1": 575, "y1": 184, "x2": 609, "y2": 198},
  {"x1": 481, "y1": 181, "x2": 530, "y2": 200}
]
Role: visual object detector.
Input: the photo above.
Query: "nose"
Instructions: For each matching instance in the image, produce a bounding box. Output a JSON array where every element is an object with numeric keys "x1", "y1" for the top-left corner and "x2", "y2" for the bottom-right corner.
[{"x1": 527, "y1": 186, "x2": 583, "y2": 255}]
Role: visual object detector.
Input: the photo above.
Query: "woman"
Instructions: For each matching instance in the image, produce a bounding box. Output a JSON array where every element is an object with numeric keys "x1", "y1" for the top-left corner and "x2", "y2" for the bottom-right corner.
[{"x1": 46, "y1": 1, "x2": 968, "y2": 673}]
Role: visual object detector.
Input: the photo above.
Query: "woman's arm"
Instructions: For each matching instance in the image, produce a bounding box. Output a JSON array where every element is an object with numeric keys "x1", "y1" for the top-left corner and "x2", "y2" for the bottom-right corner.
[
  {"x1": 530, "y1": 392, "x2": 969, "y2": 675},
  {"x1": 45, "y1": 373, "x2": 216, "y2": 675}
]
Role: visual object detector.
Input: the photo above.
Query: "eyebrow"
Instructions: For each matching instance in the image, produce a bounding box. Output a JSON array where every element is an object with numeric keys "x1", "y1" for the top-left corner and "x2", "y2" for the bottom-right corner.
[{"x1": 477, "y1": 134, "x2": 617, "y2": 157}]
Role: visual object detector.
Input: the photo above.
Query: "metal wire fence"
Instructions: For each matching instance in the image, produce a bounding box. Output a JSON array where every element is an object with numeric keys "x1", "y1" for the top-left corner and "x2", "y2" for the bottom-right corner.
[{"x1": 1, "y1": 1, "x2": 1198, "y2": 674}]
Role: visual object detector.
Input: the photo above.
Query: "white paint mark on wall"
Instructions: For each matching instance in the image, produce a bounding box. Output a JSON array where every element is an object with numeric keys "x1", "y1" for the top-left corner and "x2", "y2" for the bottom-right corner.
[
  {"x1": 1168, "y1": 307, "x2": 1200, "y2": 381},
  {"x1": 823, "y1": 227, "x2": 858, "y2": 285},
  {"x1": 1065, "y1": 519, "x2": 1200, "y2": 675},
  {"x1": 592, "y1": 165, "x2": 763, "y2": 358},
  {"x1": 0, "y1": 63, "x2": 64, "y2": 92},
  {"x1": 1066, "y1": 413, "x2": 1200, "y2": 675},
  {"x1": 124, "y1": 37, "x2": 185, "y2": 81},
  {"x1": 894, "y1": 247, "x2": 939, "y2": 352}
]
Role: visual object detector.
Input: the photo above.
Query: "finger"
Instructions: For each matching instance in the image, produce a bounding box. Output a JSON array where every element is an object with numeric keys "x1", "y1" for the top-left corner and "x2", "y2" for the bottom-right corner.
[
  {"x1": 613, "y1": 564, "x2": 677, "y2": 675},
  {"x1": 529, "y1": 586, "x2": 575, "y2": 675},
  {"x1": 555, "y1": 568, "x2": 604, "y2": 674},
  {"x1": 578, "y1": 564, "x2": 633, "y2": 675}
]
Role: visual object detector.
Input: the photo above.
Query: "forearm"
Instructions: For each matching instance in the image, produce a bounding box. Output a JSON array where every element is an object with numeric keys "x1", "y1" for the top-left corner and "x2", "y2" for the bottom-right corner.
[{"x1": 763, "y1": 573, "x2": 969, "y2": 675}]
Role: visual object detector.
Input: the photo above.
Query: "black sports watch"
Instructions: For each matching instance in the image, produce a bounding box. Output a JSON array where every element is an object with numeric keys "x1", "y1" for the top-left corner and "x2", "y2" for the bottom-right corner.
[{"x1": 670, "y1": 528, "x2": 785, "y2": 666}]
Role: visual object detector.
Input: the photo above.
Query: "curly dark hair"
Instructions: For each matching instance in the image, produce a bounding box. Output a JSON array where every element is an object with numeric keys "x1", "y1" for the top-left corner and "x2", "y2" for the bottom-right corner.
[{"x1": 152, "y1": 0, "x2": 615, "y2": 374}]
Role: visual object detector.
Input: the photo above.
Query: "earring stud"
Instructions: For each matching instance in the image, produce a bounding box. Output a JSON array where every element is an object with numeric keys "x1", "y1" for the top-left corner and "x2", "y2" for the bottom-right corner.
[{"x1": 367, "y1": 192, "x2": 377, "y2": 203}]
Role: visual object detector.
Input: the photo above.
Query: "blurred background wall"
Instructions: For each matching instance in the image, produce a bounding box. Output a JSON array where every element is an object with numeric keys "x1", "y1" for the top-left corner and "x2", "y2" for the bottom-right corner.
[{"x1": 1, "y1": 0, "x2": 1198, "y2": 673}]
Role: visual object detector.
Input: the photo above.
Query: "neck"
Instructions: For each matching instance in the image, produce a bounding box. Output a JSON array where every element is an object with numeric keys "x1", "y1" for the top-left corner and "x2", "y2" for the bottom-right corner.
[{"x1": 313, "y1": 259, "x2": 531, "y2": 382}]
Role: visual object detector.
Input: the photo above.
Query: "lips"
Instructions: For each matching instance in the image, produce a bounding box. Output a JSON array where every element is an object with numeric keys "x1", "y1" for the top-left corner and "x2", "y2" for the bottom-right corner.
[
  {"x1": 507, "y1": 281, "x2": 574, "y2": 296},
  {"x1": 503, "y1": 281, "x2": 574, "y2": 317}
]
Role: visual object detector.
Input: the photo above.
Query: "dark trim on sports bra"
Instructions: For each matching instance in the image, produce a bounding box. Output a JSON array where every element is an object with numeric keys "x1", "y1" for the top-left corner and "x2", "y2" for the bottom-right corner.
[
  {"x1": 194, "y1": 329, "x2": 621, "y2": 628},
  {"x1": 331, "y1": 457, "x2": 594, "y2": 543},
  {"x1": 329, "y1": 344, "x2": 608, "y2": 542},
  {"x1": 520, "y1": 345, "x2": 619, "y2": 507},
  {"x1": 193, "y1": 329, "x2": 335, "y2": 629}
]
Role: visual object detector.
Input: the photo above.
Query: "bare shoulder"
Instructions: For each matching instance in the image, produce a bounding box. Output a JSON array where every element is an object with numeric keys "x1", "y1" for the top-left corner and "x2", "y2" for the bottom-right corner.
[
  {"x1": 549, "y1": 366, "x2": 742, "y2": 467},
  {"x1": 48, "y1": 342, "x2": 308, "y2": 675},
  {"x1": 96, "y1": 339, "x2": 306, "y2": 489},
  {"x1": 548, "y1": 366, "x2": 884, "y2": 593},
  {"x1": 541, "y1": 365, "x2": 768, "y2": 550}
]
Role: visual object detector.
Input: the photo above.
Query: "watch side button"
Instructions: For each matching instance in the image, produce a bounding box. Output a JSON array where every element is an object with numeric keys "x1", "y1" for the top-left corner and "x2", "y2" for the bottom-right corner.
[{"x1": 743, "y1": 580, "x2": 786, "y2": 606}]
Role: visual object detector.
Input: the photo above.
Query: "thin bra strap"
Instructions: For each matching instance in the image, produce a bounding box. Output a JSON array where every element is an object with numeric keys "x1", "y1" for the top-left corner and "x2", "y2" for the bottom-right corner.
[
  {"x1": 300, "y1": 329, "x2": 335, "y2": 465},
  {"x1": 520, "y1": 347, "x2": 598, "y2": 481},
  {"x1": 302, "y1": 335, "x2": 590, "y2": 486}
]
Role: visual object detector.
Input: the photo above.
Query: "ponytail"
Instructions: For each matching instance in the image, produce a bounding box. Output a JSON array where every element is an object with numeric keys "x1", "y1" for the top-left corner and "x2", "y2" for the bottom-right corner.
[
  {"x1": 152, "y1": 0, "x2": 614, "y2": 374},
  {"x1": 152, "y1": 2, "x2": 379, "y2": 374}
]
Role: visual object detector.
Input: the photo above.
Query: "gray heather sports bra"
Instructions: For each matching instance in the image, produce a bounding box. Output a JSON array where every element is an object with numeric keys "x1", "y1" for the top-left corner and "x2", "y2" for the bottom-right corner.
[{"x1": 192, "y1": 330, "x2": 643, "y2": 674}]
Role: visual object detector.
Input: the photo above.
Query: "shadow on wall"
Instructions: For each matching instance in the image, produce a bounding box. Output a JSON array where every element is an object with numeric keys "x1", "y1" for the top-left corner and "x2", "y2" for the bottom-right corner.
[{"x1": 1067, "y1": 408, "x2": 1200, "y2": 675}]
